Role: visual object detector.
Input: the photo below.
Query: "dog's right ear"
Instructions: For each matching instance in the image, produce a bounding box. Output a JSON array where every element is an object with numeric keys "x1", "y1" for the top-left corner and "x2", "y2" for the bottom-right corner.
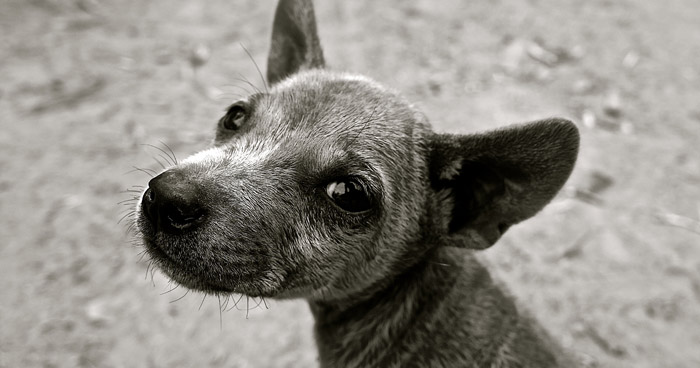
[{"x1": 267, "y1": 0, "x2": 325, "y2": 86}]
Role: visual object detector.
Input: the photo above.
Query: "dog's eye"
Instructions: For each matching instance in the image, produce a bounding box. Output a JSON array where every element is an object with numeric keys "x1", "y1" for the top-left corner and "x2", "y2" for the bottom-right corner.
[
  {"x1": 326, "y1": 179, "x2": 372, "y2": 213},
  {"x1": 220, "y1": 104, "x2": 247, "y2": 130}
]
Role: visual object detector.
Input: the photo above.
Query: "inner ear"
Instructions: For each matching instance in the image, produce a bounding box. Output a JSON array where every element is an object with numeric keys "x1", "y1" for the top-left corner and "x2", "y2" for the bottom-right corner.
[{"x1": 442, "y1": 161, "x2": 505, "y2": 233}]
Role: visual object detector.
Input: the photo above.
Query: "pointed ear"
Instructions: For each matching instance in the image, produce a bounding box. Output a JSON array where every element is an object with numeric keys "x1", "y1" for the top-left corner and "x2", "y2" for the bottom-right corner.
[
  {"x1": 266, "y1": 0, "x2": 325, "y2": 86},
  {"x1": 428, "y1": 118, "x2": 579, "y2": 249}
]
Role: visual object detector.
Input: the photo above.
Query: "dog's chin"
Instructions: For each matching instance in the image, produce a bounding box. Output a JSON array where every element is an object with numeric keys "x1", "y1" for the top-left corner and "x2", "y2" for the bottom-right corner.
[
  {"x1": 163, "y1": 270, "x2": 235, "y2": 294},
  {"x1": 162, "y1": 267, "x2": 279, "y2": 297},
  {"x1": 138, "y1": 235, "x2": 283, "y2": 298}
]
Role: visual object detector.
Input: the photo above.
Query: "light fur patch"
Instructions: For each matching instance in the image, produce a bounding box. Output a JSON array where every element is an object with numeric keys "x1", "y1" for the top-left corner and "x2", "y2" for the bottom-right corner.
[
  {"x1": 181, "y1": 140, "x2": 280, "y2": 169},
  {"x1": 272, "y1": 69, "x2": 386, "y2": 93},
  {"x1": 337, "y1": 72, "x2": 382, "y2": 87},
  {"x1": 292, "y1": 222, "x2": 327, "y2": 258},
  {"x1": 439, "y1": 158, "x2": 463, "y2": 180},
  {"x1": 436, "y1": 188, "x2": 454, "y2": 230},
  {"x1": 230, "y1": 141, "x2": 280, "y2": 166},
  {"x1": 492, "y1": 330, "x2": 519, "y2": 368},
  {"x1": 181, "y1": 146, "x2": 228, "y2": 166}
]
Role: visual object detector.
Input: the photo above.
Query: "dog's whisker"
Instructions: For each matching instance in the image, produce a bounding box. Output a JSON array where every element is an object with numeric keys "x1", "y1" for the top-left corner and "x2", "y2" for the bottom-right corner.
[
  {"x1": 252, "y1": 296, "x2": 265, "y2": 310},
  {"x1": 142, "y1": 143, "x2": 177, "y2": 166},
  {"x1": 221, "y1": 294, "x2": 231, "y2": 311},
  {"x1": 151, "y1": 155, "x2": 168, "y2": 170},
  {"x1": 232, "y1": 294, "x2": 244, "y2": 310},
  {"x1": 117, "y1": 197, "x2": 138, "y2": 204},
  {"x1": 128, "y1": 166, "x2": 156, "y2": 178},
  {"x1": 117, "y1": 210, "x2": 137, "y2": 222},
  {"x1": 158, "y1": 140, "x2": 179, "y2": 165},
  {"x1": 217, "y1": 295, "x2": 223, "y2": 330},
  {"x1": 198, "y1": 294, "x2": 207, "y2": 311},
  {"x1": 213, "y1": 89, "x2": 249, "y2": 102},
  {"x1": 429, "y1": 261, "x2": 452, "y2": 267},
  {"x1": 227, "y1": 295, "x2": 238, "y2": 311},
  {"x1": 149, "y1": 264, "x2": 157, "y2": 286},
  {"x1": 224, "y1": 295, "x2": 235, "y2": 312},
  {"x1": 125, "y1": 223, "x2": 137, "y2": 236},
  {"x1": 117, "y1": 211, "x2": 136, "y2": 225},
  {"x1": 346, "y1": 105, "x2": 378, "y2": 148},
  {"x1": 157, "y1": 153, "x2": 174, "y2": 167},
  {"x1": 121, "y1": 202, "x2": 138, "y2": 209},
  {"x1": 169, "y1": 289, "x2": 189, "y2": 303},
  {"x1": 240, "y1": 43, "x2": 269, "y2": 94},
  {"x1": 123, "y1": 188, "x2": 145, "y2": 194},
  {"x1": 232, "y1": 75, "x2": 262, "y2": 95},
  {"x1": 139, "y1": 166, "x2": 158, "y2": 175},
  {"x1": 145, "y1": 260, "x2": 152, "y2": 280},
  {"x1": 228, "y1": 81, "x2": 256, "y2": 97},
  {"x1": 117, "y1": 206, "x2": 136, "y2": 215},
  {"x1": 161, "y1": 284, "x2": 179, "y2": 295},
  {"x1": 136, "y1": 249, "x2": 148, "y2": 262}
]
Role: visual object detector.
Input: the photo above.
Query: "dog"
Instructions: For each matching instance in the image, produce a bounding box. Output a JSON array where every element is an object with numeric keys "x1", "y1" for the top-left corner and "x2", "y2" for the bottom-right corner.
[{"x1": 135, "y1": 0, "x2": 580, "y2": 366}]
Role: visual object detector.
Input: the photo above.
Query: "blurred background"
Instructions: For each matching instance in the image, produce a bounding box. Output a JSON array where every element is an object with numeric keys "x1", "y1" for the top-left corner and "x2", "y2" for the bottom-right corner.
[{"x1": 1, "y1": 0, "x2": 699, "y2": 367}]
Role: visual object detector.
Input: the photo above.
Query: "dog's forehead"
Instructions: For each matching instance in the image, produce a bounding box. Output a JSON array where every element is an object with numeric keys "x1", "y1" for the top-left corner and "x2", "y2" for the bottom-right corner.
[
  {"x1": 271, "y1": 71, "x2": 383, "y2": 97},
  {"x1": 265, "y1": 71, "x2": 420, "y2": 142},
  {"x1": 266, "y1": 72, "x2": 420, "y2": 159},
  {"x1": 266, "y1": 71, "x2": 396, "y2": 132}
]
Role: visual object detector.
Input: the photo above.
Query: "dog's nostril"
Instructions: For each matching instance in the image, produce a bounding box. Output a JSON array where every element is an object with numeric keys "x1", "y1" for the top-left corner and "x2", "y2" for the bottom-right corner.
[
  {"x1": 143, "y1": 188, "x2": 155, "y2": 203},
  {"x1": 141, "y1": 170, "x2": 207, "y2": 234},
  {"x1": 141, "y1": 188, "x2": 158, "y2": 226},
  {"x1": 166, "y1": 205, "x2": 205, "y2": 230}
]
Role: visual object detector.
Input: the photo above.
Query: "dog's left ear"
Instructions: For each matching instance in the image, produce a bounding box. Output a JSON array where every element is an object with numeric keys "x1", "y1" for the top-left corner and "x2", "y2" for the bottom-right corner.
[
  {"x1": 267, "y1": 0, "x2": 325, "y2": 86},
  {"x1": 428, "y1": 118, "x2": 579, "y2": 249}
]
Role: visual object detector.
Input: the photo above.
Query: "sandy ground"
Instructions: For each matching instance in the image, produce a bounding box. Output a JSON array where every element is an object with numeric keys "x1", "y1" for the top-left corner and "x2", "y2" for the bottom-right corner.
[{"x1": 1, "y1": 0, "x2": 699, "y2": 367}]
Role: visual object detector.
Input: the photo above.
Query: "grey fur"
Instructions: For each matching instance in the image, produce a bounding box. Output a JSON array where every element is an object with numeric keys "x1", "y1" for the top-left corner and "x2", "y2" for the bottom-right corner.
[{"x1": 136, "y1": 0, "x2": 581, "y2": 366}]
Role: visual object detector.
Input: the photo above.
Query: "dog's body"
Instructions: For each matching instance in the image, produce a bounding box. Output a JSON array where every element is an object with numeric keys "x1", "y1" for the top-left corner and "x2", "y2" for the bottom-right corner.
[
  {"x1": 311, "y1": 246, "x2": 576, "y2": 367},
  {"x1": 135, "y1": 0, "x2": 580, "y2": 366}
]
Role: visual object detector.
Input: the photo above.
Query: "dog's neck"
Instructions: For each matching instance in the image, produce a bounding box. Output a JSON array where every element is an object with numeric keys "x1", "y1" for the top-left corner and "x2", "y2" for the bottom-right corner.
[{"x1": 307, "y1": 247, "x2": 519, "y2": 367}]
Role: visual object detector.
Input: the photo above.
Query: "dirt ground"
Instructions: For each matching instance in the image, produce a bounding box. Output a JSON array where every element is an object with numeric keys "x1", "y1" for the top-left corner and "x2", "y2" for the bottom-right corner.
[{"x1": 1, "y1": 0, "x2": 699, "y2": 367}]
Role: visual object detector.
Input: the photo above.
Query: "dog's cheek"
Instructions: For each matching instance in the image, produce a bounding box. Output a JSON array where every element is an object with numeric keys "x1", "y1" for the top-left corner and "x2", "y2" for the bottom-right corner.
[
  {"x1": 273, "y1": 225, "x2": 322, "y2": 286},
  {"x1": 311, "y1": 217, "x2": 385, "y2": 294},
  {"x1": 230, "y1": 202, "x2": 312, "y2": 294},
  {"x1": 267, "y1": 215, "x2": 357, "y2": 296}
]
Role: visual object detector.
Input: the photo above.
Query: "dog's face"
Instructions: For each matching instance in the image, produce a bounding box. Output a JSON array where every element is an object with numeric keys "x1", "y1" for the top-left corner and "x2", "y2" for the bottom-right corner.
[
  {"x1": 136, "y1": 0, "x2": 579, "y2": 303},
  {"x1": 137, "y1": 71, "x2": 433, "y2": 300}
]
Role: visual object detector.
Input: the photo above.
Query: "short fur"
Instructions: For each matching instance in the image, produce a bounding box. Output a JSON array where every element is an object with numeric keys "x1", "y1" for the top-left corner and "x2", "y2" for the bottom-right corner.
[{"x1": 135, "y1": 0, "x2": 580, "y2": 366}]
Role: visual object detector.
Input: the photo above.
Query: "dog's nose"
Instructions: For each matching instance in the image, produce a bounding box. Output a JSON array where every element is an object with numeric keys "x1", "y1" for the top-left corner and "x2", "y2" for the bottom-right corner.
[{"x1": 141, "y1": 170, "x2": 206, "y2": 233}]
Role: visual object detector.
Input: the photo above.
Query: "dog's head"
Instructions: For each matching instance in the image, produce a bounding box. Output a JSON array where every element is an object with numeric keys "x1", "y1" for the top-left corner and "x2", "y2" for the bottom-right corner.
[{"x1": 136, "y1": 0, "x2": 579, "y2": 302}]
